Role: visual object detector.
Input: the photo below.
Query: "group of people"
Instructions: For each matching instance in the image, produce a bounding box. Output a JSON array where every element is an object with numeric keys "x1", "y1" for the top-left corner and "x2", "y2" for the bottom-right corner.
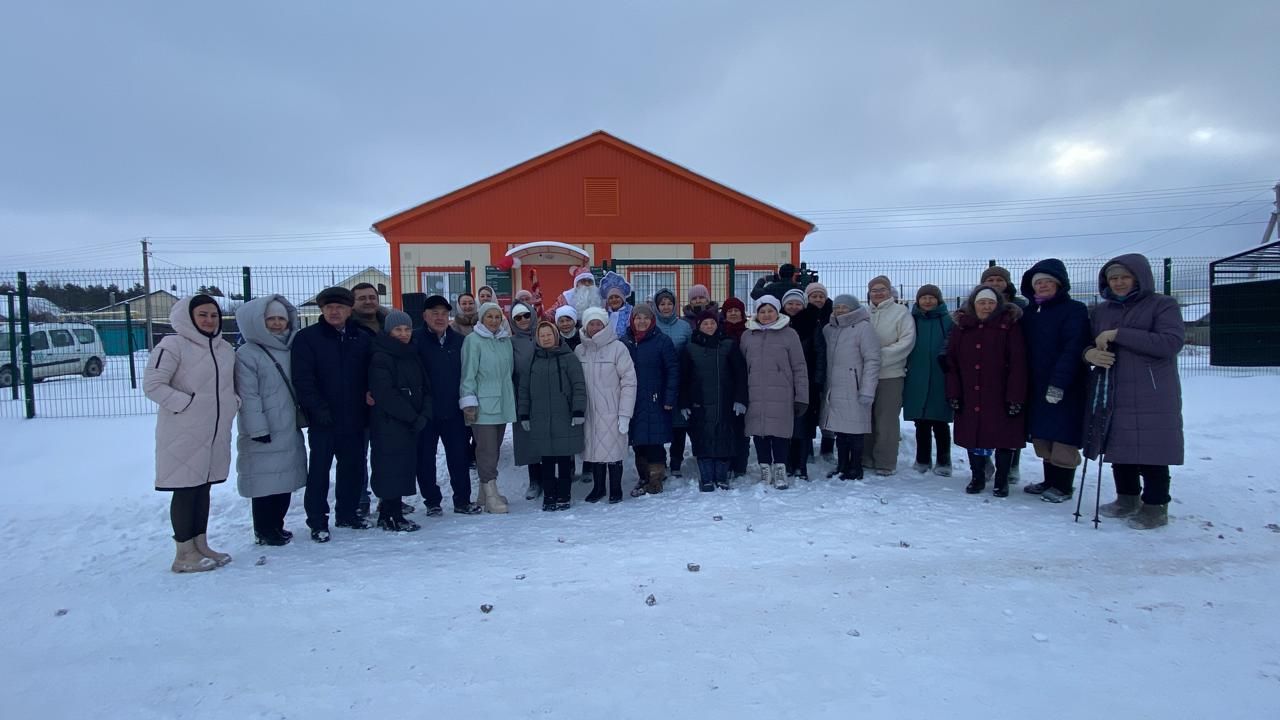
[{"x1": 145, "y1": 254, "x2": 1186, "y2": 574}]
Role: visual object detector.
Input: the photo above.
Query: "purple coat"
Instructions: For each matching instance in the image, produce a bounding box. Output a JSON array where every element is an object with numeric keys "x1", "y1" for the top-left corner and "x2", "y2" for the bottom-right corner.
[
  {"x1": 1087, "y1": 254, "x2": 1184, "y2": 466},
  {"x1": 945, "y1": 295, "x2": 1028, "y2": 451}
]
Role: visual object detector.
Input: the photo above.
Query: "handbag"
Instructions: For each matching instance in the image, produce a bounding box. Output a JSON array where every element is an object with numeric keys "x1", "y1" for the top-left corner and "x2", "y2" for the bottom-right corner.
[{"x1": 257, "y1": 343, "x2": 309, "y2": 429}]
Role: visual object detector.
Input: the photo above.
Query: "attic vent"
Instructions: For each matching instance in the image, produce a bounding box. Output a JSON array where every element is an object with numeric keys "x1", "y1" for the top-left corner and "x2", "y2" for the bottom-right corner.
[{"x1": 584, "y1": 177, "x2": 619, "y2": 216}]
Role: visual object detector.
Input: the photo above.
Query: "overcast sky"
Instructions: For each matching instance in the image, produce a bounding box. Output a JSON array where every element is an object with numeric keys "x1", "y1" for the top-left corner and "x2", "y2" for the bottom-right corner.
[{"x1": 2, "y1": 0, "x2": 1277, "y2": 274}]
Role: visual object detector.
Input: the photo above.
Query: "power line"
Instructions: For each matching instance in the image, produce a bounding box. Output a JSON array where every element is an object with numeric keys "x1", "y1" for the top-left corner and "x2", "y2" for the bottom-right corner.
[
  {"x1": 1141, "y1": 206, "x2": 1270, "y2": 254},
  {"x1": 1107, "y1": 189, "x2": 1273, "y2": 255},
  {"x1": 801, "y1": 220, "x2": 1266, "y2": 253},
  {"x1": 813, "y1": 201, "x2": 1273, "y2": 231}
]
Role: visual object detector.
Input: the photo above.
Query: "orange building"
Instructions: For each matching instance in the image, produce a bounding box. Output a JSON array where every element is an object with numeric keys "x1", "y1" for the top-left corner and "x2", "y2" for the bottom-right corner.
[{"x1": 372, "y1": 131, "x2": 813, "y2": 309}]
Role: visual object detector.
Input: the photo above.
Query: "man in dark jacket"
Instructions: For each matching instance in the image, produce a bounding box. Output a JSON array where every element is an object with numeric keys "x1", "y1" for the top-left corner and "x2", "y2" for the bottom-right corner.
[
  {"x1": 351, "y1": 282, "x2": 389, "y2": 336},
  {"x1": 1019, "y1": 259, "x2": 1091, "y2": 503},
  {"x1": 750, "y1": 263, "x2": 803, "y2": 301},
  {"x1": 292, "y1": 286, "x2": 372, "y2": 541},
  {"x1": 413, "y1": 295, "x2": 482, "y2": 515}
]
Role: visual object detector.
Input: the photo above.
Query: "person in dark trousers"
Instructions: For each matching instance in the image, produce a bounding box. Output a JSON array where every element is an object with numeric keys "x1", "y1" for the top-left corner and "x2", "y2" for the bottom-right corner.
[
  {"x1": 508, "y1": 302, "x2": 543, "y2": 501},
  {"x1": 1086, "y1": 254, "x2": 1185, "y2": 529},
  {"x1": 679, "y1": 310, "x2": 748, "y2": 491},
  {"x1": 1018, "y1": 259, "x2": 1091, "y2": 503},
  {"x1": 367, "y1": 310, "x2": 428, "y2": 533},
  {"x1": 786, "y1": 284, "x2": 831, "y2": 478},
  {"x1": 750, "y1": 262, "x2": 803, "y2": 301},
  {"x1": 720, "y1": 297, "x2": 752, "y2": 478},
  {"x1": 653, "y1": 288, "x2": 692, "y2": 478},
  {"x1": 902, "y1": 284, "x2": 955, "y2": 477},
  {"x1": 576, "y1": 307, "x2": 638, "y2": 504},
  {"x1": 292, "y1": 286, "x2": 372, "y2": 542},
  {"x1": 819, "y1": 294, "x2": 881, "y2": 480},
  {"x1": 144, "y1": 294, "x2": 238, "y2": 572},
  {"x1": 413, "y1": 295, "x2": 483, "y2": 515},
  {"x1": 945, "y1": 287, "x2": 1028, "y2": 497},
  {"x1": 623, "y1": 303, "x2": 678, "y2": 496},
  {"x1": 233, "y1": 295, "x2": 307, "y2": 547},
  {"x1": 980, "y1": 265, "x2": 1027, "y2": 481},
  {"x1": 739, "y1": 295, "x2": 809, "y2": 489},
  {"x1": 519, "y1": 322, "x2": 588, "y2": 510}
]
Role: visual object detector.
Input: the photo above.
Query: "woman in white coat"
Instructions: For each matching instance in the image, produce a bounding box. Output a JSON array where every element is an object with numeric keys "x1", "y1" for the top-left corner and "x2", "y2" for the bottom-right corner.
[
  {"x1": 233, "y1": 295, "x2": 307, "y2": 546},
  {"x1": 575, "y1": 307, "x2": 638, "y2": 503},
  {"x1": 143, "y1": 295, "x2": 238, "y2": 573},
  {"x1": 863, "y1": 275, "x2": 916, "y2": 475}
]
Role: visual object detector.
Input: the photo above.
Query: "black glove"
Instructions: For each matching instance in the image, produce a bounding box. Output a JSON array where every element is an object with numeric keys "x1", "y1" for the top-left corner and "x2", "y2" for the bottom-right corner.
[
  {"x1": 794, "y1": 401, "x2": 808, "y2": 417},
  {"x1": 251, "y1": 434, "x2": 271, "y2": 444},
  {"x1": 948, "y1": 398, "x2": 961, "y2": 414},
  {"x1": 1007, "y1": 402, "x2": 1023, "y2": 417},
  {"x1": 411, "y1": 415, "x2": 428, "y2": 432}
]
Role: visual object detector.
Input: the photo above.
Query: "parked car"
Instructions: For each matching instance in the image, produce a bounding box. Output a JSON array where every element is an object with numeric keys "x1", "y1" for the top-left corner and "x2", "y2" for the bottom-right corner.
[{"x1": 0, "y1": 323, "x2": 106, "y2": 387}]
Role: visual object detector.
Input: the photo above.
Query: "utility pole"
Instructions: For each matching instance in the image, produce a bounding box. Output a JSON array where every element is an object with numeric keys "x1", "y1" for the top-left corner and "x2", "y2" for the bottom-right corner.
[
  {"x1": 141, "y1": 237, "x2": 154, "y2": 350},
  {"x1": 1260, "y1": 181, "x2": 1280, "y2": 245}
]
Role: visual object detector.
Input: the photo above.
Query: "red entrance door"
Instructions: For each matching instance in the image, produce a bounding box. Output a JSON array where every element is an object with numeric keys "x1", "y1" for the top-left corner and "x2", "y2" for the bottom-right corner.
[{"x1": 525, "y1": 265, "x2": 573, "y2": 316}]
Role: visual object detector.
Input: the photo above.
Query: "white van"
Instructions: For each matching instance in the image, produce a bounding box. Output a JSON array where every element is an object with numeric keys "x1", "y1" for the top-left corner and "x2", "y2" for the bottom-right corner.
[{"x1": 0, "y1": 322, "x2": 106, "y2": 387}]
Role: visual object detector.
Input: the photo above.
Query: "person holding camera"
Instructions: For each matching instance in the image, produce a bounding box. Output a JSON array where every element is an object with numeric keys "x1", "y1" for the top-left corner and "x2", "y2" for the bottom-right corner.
[{"x1": 750, "y1": 262, "x2": 803, "y2": 301}]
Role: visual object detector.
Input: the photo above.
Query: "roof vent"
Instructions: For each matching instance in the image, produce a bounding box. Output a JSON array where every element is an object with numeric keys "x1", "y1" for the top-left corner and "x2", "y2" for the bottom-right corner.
[{"x1": 584, "y1": 177, "x2": 619, "y2": 216}]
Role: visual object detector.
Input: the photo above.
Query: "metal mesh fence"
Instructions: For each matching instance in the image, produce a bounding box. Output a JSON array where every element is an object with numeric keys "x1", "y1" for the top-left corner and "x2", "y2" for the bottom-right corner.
[{"x1": 1, "y1": 256, "x2": 1272, "y2": 418}]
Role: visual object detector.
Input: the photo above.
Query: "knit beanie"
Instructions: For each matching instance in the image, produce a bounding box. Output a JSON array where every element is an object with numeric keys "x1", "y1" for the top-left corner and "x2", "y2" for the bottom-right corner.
[
  {"x1": 695, "y1": 309, "x2": 720, "y2": 328},
  {"x1": 805, "y1": 282, "x2": 828, "y2": 299},
  {"x1": 916, "y1": 284, "x2": 942, "y2": 302},
  {"x1": 975, "y1": 288, "x2": 1000, "y2": 304},
  {"x1": 980, "y1": 266, "x2": 1012, "y2": 285},
  {"x1": 833, "y1": 293, "x2": 860, "y2": 310},
  {"x1": 755, "y1": 295, "x2": 781, "y2": 312},
  {"x1": 632, "y1": 303, "x2": 656, "y2": 320},
  {"x1": 1105, "y1": 263, "x2": 1131, "y2": 279},
  {"x1": 265, "y1": 299, "x2": 289, "y2": 320},
  {"x1": 383, "y1": 310, "x2": 412, "y2": 332},
  {"x1": 721, "y1": 297, "x2": 746, "y2": 315},
  {"x1": 581, "y1": 307, "x2": 608, "y2": 328},
  {"x1": 554, "y1": 306, "x2": 578, "y2": 323},
  {"x1": 781, "y1": 288, "x2": 806, "y2": 307},
  {"x1": 1031, "y1": 272, "x2": 1059, "y2": 287},
  {"x1": 868, "y1": 275, "x2": 892, "y2": 291},
  {"x1": 688, "y1": 284, "x2": 710, "y2": 301}
]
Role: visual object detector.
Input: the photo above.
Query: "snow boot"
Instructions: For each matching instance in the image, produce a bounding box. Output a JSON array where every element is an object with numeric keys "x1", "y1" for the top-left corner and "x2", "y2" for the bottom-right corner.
[
  {"x1": 172, "y1": 539, "x2": 217, "y2": 573},
  {"x1": 1099, "y1": 494, "x2": 1142, "y2": 519},
  {"x1": 966, "y1": 455, "x2": 988, "y2": 494},
  {"x1": 378, "y1": 511, "x2": 421, "y2": 532},
  {"x1": 630, "y1": 464, "x2": 649, "y2": 497},
  {"x1": 933, "y1": 464, "x2": 952, "y2": 478},
  {"x1": 452, "y1": 502, "x2": 482, "y2": 515},
  {"x1": 425, "y1": 505, "x2": 444, "y2": 517},
  {"x1": 1127, "y1": 503, "x2": 1168, "y2": 529},
  {"x1": 585, "y1": 465, "x2": 607, "y2": 503},
  {"x1": 772, "y1": 463, "x2": 790, "y2": 490},
  {"x1": 608, "y1": 463, "x2": 624, "y2": 504},
  {"x1": 193, "y1": 534, "x2": 232, "y2": 567},
  {"x1": 525, "y1": 482, "x2": 543, "y2": 501},
  {"x1": 646, "y1": 463, "x2": 666, "y2": 495},
  {"x1": 336, "y1": 516, "x2": 371, "y2": 529},
  {"x1": 758, "y1": 463, "x2": 773, "y2": 487},
  {"x1": 912, "y1": 462, "x2": 931, "y2": 474},
  {"x1": 480, "y1": 481, "x2": 509, "y2": 514},
  {"x1": 255, "y1": 529, "x2": 290, "y2": 546},
  {"x1": 310, "y1": 528, "x2": 331, "y2": 543}
]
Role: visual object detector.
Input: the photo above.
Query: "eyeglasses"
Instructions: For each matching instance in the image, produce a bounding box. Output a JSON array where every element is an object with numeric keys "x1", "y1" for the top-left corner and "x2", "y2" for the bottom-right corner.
[{"x1": 514, "y1": 313, "x2": 531, "y2": 320}]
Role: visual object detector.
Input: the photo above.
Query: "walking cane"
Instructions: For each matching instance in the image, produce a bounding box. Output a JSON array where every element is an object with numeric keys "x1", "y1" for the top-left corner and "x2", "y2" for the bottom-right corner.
[{"x1": 1074, "y1": 366, "x2": 1112, "y2": 528}]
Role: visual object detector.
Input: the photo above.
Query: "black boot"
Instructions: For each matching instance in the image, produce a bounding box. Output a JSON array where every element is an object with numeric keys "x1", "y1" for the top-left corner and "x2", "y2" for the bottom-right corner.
[
  {"x1": 992, "y1": 449, "x2": 1012, "y2": 497},
  {"x1": 608, "y1": 462, "x2": 624, "y2": 503},
  {"x1": 966, "y1": 455, "x2": 988, "y2": 494},
  {"x1": 555, "y1": 467, "x2": 572, "y2": 511},
  {"x1": 585, "y1": 464, "x2": 607, "y2": 503}
]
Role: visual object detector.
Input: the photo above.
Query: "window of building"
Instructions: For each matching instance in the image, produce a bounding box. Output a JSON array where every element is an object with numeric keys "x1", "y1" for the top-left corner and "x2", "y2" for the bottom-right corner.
[
  {"x1": 420, "y1": 271, "x2": 468, "y2": 306},
  {"x1": 629, "y1": 271, "x2": 677, "y2": 305},
  {"x1": 734, "y1": 270, "x2": 774, "y2": 312},
  {"x1": 49, "y1": 329, "x2": 75, "y2": 348}
]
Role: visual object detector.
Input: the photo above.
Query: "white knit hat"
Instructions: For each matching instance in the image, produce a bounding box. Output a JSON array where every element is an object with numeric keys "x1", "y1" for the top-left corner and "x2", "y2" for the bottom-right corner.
[
  {"x1": 555, "y1": 306, "x2": 578, "y2": 323},
  {"x1": 975, "y1": 288, "x2": 1000, "y2": 304},
  {"x1": 582, "y1": 307, "x2": 608, "y2": 327},
  {"x1": 756, "y1": 294, "x2": 781, "y2": 312}
]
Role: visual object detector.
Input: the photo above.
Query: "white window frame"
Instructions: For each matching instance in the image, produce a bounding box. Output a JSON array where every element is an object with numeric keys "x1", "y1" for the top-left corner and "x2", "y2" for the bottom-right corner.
[
  {"x1": 419, "y1": 271, "x2": 469, "y2": 307},
  {"x1": 734, "y1": 269, "x2": 774, "y2": 313},
  {"x1": 629, "y1": 270, "x2": 678, "y2": 305}
]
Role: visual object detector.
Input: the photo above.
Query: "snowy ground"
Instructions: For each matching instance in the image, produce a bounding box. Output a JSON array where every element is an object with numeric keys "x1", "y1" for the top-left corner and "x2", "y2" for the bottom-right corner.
[{"x1": 2, "y1": 375, "x2": 1279, "y2": 719}]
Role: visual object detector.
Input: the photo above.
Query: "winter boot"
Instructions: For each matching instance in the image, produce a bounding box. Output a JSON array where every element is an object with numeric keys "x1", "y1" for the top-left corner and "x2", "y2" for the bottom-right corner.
[
  {"x1": 1099, "y1": 494, "x2": 1142, "y2": 518},
  {"x1": 715, "y1": 462, "x2": 731, "y2": 490},
  {"x1": 310, "y1": 528, "x2": 331, "y2": 543},
  {"x1": 992, "y1": 449, "x2": 1012, "y2": 497},
  {"x1": 525, "y1": 482, "x2": 543, "y2": 501},
  {"x1": 758, "y1": 463, "x2": 773, "y2": 486},
  {"x1": 193, "y1": 534, "x2": 232, "y2": 567},
  {"x1": 966, "y1": 455, "x2": 988, "y2": 494},
  {"x1": 336, "y1": 516, "x2": 371, "y2": 529},
  {"x1": 1127, "y1": 503, "x2": 1168, "y2": 529},
  {"x1": 1039, "y1": 464, "x2": 1075, "y2": 503},
  {"x1": 608, "y1": 463, "x2": 624, "y2": 504},
  {"x1": 646, "y1": 463, "x2": 666, "y2": 494},
  {"x1": 585, "y1": 464, "x2": 607, "y2": 503},
  {"x1": 912, "y1": 462, "x2": 931, "y2": 474},
  {"x1": 255, "y1": 529, "x2": 290, "y2": 546},
  {"x1": 772, "y1": 463, "x2": 790, "y2": 490},
  {"x1": 1023, "y1": 461, "x2": 1055, "y2": 495},
  {"x1": 630, "y1": 464, "x2": 650, "y2": 497},
  {"x1": 555, "y1": 473, "x2": 572, "y2": 511},
  {"x1": 172, "y1": 539, "x2": 217, "y2": 573},
  {"x1": 933, "y1": 464, "x2": 952, "y2": 477},
  {"x1": 480, "y1": 481, "x2": 509, "y2": 514}
]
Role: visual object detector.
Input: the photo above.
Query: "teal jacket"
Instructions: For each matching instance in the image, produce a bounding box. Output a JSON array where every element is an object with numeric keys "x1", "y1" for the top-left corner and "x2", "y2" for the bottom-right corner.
[
  {"x1": 459, "y1": 323, "x2": 516, "y2": 425},
  {"x1": 902, "y1": 301, "x2": 954, "y2": 423}
]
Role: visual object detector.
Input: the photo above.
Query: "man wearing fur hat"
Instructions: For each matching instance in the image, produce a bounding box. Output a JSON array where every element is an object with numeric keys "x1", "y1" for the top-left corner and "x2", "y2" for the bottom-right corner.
[{"x1": 553, "y1": 270, "x2": 604, "y2": 320}]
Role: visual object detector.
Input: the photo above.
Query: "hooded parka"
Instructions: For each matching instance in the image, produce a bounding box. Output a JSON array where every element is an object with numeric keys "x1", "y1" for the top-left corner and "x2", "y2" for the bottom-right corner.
[
  {"x1": 679, "y1": 328, "x2": 748, "y2": 458},
  {"x1": 518, "y1": 340, "x2": 588, "y2": 458},
  {"x1": 819, "y1": 306, "x2": 882, "y2": 435},
  {"x1": 144, "y1": 296, "x2": 239, "y2": 490},
  {"x1": 1019, "y1": 258, "x2": 1091, "y2": 446},
  {"x1": 1086, "y1": 254, "x2": 1185, "y2": 466},
  {"x1": 622, "y1": 321, "x2": 679, "y2": 446},
  {"x1": 509, "y1": 317, "x2": 539, "y2": 466},
  {"x1": 459, "y1": 322, "x2": 516, "y2": 424},
  {"x1": 945, "y1": 290, "x2": 1028, "y2": 450},
  {"x1": 368, "y1": 332, "x2": 432, "y2": 499},
  {"x1": 575, "y1": 323, "x2": 638, "y2": 462},
  {"x1": 232, "y1": 295, "x2": 307, "y2": 498},
  {"x1": 739, "y1": 315, "x2": 809, "y2": 438},
  {"x1": 902, "y1": 301, "x2": 955, "y2": 423}
]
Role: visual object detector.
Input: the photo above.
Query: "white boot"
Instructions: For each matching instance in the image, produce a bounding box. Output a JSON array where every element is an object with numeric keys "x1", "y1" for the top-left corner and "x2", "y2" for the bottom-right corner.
[
  {"x1": 772, "y1": 463, "x2": 790, "y2": 489},
  {"x1": 193, "y1": 534, "x2": 232, "y2": 567},
  {"x1": 172, "y1": 540, "x2": 217, "y2": 573},
  {"x1": 758, "y1": 463, "x2": 773, "y2": 486},
  {"x1": 480, "y1": 481, "x2": 509, "y2": 514}
]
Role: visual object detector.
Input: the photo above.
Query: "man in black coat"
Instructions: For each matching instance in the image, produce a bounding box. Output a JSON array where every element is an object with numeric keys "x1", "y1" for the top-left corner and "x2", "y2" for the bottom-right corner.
[
  {"x1": 292, "y1": 286, "x2": 372, "y2": 541},
  {"x1": 750, "y1": 262, "x2": 803, "y2": 300},
  {"x1": 413, "y1": 295, "x2": 482, "y2": 515}
]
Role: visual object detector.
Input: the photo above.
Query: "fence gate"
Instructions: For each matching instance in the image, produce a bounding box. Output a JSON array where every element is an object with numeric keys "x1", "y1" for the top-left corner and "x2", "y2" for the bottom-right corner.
[
  {"x1": 602, "y1": 258, "x2": 736, "y2": 307},
  {"x1": 1209, "y1": 240, "x2": 1280, "y2": 367}
]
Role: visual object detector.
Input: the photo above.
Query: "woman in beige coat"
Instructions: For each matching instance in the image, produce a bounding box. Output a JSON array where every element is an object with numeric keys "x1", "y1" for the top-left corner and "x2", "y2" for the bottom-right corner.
[{"x1": 144, "y1": 295, "x2": 238, "y2": 573}]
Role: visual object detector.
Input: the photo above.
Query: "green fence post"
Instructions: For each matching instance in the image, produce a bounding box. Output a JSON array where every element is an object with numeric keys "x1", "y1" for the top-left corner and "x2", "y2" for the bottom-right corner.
[
  {"x1": 1163, "y1": 257, "x2": 1172, "y2": 296},
  {"x1": 5, "y1": 292, "x2": 17, "y2": 400},
  {"x1": 727, "y1": 258, "x2": 736, "y2": 300},
  {"x1": 464, "y1": 260, "x2": 473, "y2": 294},
  {"x1": 242, "y1": 266, "x2": 252, "y2": 302},
  {"x1": 124, "y1": 301, "x2": 137, "y2": 390},
  {"x1": 17, "y1": 272, "x2": 35, "y2": 419}
]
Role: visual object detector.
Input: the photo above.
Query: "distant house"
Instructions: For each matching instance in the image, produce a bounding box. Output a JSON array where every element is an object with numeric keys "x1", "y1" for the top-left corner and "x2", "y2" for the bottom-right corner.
[
  {"x1": 90, "y1": 290, "x2": 179, "y2": 320},
  {"x1": 301, "y1": 267, "x2": 391, "y2": 306},
  {"x1": 1182, "y1": 302, "x2": 1211, "y2": 346}
]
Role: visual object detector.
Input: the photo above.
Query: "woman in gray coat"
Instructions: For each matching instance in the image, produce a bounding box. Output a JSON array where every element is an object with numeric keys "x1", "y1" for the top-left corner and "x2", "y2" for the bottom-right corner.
[
  {"x1": 1085, "y1": 253, "x2": 1185, "y2": 529},
  {"x1": 234, "y1": 295, "x2": 307, "y2": 546},
  {"x1": 739, "y1": 295, "x2": 809, "y2": 489},
  {"x1": 819, "y1": 294, "x2": 882, "y2": 480},
  {"x1": 519, "y1": 322, "x2": 588, "y2": 511}
]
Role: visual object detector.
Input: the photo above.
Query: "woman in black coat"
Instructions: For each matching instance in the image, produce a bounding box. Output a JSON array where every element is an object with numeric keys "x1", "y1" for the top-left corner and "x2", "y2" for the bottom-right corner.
[
  {"x1": 679, "y1": 310, "x2": 748, "y2": 492},
  {"x1": 368, "y1": 311, "x2": 430, "y2": 532}
]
